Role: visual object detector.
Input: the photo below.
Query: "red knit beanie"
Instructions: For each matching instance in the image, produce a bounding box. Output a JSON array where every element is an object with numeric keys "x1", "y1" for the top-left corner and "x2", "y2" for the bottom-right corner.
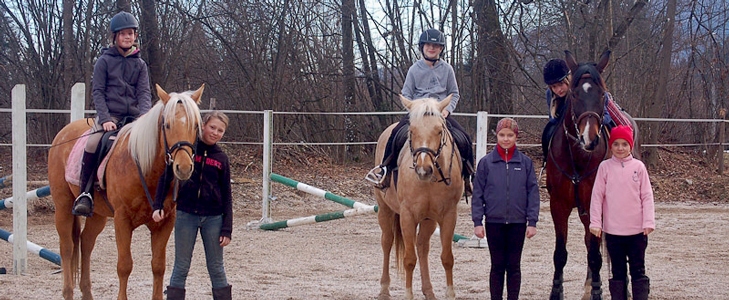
[
  {"x1": 609, "y1": 125, "x2": 634, "y2": 149},
  {"x1": 496, "y1": 118, "x2": 519, "y2": 136}
]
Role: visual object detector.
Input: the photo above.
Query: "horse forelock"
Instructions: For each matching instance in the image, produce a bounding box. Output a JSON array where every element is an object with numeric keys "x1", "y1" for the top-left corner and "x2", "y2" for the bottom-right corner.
[
  {"x1": 124, "y1": 92, "x2": 201, "y2": 175},
  {"x1": 165, "y1": 91, "x2": 203, "y2": 136},
  {"x1": 408, "y1": 98, "x2": 444, "y2": 125}
]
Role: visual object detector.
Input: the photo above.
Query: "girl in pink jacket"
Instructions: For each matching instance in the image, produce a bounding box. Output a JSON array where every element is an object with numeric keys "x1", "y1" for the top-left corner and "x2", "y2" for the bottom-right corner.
[{"x1": 589, "y1": 125, "x2": 655, "y2": 300}]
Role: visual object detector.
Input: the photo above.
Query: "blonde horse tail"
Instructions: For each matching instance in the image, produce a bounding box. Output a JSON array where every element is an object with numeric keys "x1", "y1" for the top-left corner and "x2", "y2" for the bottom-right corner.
[
  {"x1": 71, "y1": 216, "x2": 81, "y2": 286},
  {"x1": 393, "y1": 214, "x2": 405, "y2": 277}
]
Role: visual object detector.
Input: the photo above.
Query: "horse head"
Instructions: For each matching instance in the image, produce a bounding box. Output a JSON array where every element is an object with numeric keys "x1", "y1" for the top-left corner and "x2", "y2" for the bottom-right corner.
[
  {"x1": 564, "y1": 50, "x2": 610, "y2": 151},
  {"x1": 401, "y1": 94, "x2": 452, "y2": 182},
  {"x1": 155, "y1": 84, "x2": 204, "y2": 180}
]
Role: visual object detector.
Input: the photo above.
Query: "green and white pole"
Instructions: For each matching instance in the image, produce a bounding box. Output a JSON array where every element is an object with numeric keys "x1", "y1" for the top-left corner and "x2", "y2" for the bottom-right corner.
[
  {"x1": 259, "y1": 205, "x2": 377, "y2": 230},
  {"x1": 269, "y1": 173, "x2": 371, "y2": 210}
]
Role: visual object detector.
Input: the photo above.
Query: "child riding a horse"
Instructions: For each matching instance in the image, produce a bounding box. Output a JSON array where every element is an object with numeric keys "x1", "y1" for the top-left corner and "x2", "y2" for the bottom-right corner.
[
  {"x1": 366, "y1": 28, "x2": 474, "y2": 195},
  {"x1": 540, "y1": 58, "x2": 629, "y2": 165},
  {"x1": 72, "y1": 11, "x2": 152, "y2": 216}
]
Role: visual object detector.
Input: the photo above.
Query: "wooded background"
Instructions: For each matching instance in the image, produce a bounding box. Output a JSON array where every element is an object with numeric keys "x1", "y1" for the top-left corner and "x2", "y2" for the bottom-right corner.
[{"x1": 1, "y1": 0, "x2": 727, "y2": 167}]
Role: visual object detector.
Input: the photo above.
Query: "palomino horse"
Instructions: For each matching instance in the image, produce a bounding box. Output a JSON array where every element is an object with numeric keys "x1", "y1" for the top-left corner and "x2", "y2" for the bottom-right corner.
[
  {"x1": 48, "y1": 84, "x2": 203, "y2": 300},
  {"x1": 374, "y1": 95, "x2": 463, "y2": 300},
  {"x1": 546, "y1": 51, "x2": 611, "y2": 300}
]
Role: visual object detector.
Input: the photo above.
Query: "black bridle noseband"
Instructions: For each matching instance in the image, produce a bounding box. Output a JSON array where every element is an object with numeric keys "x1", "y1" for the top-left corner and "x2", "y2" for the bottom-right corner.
[{"x1": 160, "y1": 115, "x2": 196, "y2": 166}]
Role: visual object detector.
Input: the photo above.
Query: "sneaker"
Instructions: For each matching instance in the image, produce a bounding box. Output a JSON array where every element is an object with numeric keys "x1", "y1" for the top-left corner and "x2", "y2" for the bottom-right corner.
[
  {"x1": 72, "y1": 192, "x2": 94, "y2": 217},
  {"x1": 365, "y1": 166, "x2": 387, "y2": 185}
]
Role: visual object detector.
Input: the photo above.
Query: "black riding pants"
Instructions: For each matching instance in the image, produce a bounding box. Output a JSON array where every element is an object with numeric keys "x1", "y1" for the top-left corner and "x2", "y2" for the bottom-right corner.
[
  {"x1": 486, "y1": 223, "x2": 527, "y2": 300},
  {"x1": 605, "y1": 233, "x2": 648, "y2": 282}
]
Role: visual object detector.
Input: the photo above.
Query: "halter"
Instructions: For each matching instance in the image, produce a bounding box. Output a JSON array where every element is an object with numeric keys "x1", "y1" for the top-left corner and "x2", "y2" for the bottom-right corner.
[{"x1": 407, "y1": 117, "x2": 456, "y2": 185}]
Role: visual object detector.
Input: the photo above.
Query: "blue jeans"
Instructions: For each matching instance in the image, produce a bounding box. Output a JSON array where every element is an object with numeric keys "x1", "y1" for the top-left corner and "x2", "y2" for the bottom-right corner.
[{"x1": 169, "y1": 210, "x2": 228, "y2": 288}]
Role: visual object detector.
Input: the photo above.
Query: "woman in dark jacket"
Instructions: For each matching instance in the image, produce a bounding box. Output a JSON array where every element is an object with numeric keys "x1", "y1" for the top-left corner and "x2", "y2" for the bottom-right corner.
[
  {"x1": 159, "y1": 111, "x2": 233, "y2": 300},
  {"x1": 471, "y1": 118, "x2": 540, "y2": 300}
]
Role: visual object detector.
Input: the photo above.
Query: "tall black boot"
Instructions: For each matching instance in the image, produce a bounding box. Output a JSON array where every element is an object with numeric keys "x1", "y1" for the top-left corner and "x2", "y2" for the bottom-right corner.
[
  {"x1": 165, "y1": 285, "x2": 185, "y2": 300},
  {"x1": 608, "y1": 279, "x2": 626, "y2": 300},
  {"x1": 212, "y1": 285, "x2": 232, "y2": 300},
  {"x1": 72, "y1": 151, "x2": 98, "y2": 217},
  {"x1": 631, "y1": 278, "x2": 649, "y2": 300}
]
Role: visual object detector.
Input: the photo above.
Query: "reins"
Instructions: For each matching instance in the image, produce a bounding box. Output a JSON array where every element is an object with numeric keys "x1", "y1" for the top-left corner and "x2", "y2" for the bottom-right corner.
[
  {"x1": 135, "y1": 114, "x2": 196, "y2": 208},
  {"x1": 549, "y1": 92, "x2": 609, "y2": 216}
]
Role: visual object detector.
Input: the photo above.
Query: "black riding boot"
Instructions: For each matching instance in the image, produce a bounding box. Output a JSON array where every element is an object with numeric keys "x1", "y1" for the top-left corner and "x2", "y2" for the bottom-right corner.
[
  {"x1": 608, "y1": 279, "x2": 627, "y2": 300},
  {"x1": 165, "y1": 286, "x2": 185, "y2": 300},
  {"x1": 631, "y1": 278, "x2": 649, "y2": 300},
  {"x1": 212, "y1": 285, "x2": 232, "y2": 300},
  {"x1": 72, "y1": 151, "x2": 98, "y2": 217}
]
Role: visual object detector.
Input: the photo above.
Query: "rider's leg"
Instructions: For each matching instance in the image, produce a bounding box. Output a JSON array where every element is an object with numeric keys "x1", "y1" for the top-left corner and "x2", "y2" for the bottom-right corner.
[
  {"x1": 445, "y1": 116, "x2": 474, "y2": 195},
  {"x1": 541, "y1": 122, "x2": 557, "y2": 166},
  {"x1": 366, "y1": 115, "x2": 410, "y2": 188},
  {"x1": 72, "y1": 129, "x2": 103, "y2": 217}
]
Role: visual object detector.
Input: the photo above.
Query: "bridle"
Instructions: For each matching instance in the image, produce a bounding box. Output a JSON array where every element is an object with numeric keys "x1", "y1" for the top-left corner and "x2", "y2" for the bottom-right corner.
[
  {"x1": 160, "y1": 114, "x2": 196, "y2": 166},
  {"x1": 408, "y1": 118, "x2": 456, "y2": 186}
]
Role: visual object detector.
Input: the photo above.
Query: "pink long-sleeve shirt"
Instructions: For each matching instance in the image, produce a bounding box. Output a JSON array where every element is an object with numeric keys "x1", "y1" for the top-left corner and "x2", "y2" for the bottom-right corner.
[{"x1": 590, "y1": 155, "x2": 656, "y2": 236}]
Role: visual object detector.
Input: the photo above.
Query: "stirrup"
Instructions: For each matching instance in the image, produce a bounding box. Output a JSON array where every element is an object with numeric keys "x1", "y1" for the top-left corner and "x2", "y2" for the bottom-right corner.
[
  {"x1": 365, "y1": 166, "x2": 387, "y2": 185},
  {"x1": 72, "y1": 192, "x2": 94, "y2": 217}
]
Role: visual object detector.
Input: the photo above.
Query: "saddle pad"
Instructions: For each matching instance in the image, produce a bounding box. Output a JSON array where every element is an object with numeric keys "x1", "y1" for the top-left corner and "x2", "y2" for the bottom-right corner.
[
  {"x1": 64, "y1": 130, "x2": 116, "y2": 189},
  {"x1": 606, "y1": 94, "x2": 631, "y2": 127}
]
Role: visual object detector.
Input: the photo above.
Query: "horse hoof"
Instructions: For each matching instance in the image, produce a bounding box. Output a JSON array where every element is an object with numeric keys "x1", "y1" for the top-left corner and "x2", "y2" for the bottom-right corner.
[{"x1": 377, "y1": 294, "x2": 391, "y2": 300}]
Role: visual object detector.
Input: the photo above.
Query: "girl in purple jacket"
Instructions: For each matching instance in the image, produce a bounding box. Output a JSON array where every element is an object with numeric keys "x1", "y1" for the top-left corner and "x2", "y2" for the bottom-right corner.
[
  {"x1": 471, "y1": 118, "x2": 539, "y2": 300},
  {"x1": 72, "y1": 11, "x2": 152, "y2": 216},
  {"x1": 590, "y1": 125, "x2": 655, "y2": 300}
]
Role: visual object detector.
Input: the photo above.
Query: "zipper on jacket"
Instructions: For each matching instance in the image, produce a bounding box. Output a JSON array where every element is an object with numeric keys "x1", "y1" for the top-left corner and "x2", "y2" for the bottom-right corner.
[
  {"x1": 505, "y1": 148, "x2": 510, "y2": 224},
  {"x1": 197, "y1": 150, "x2": 207, "y2": 198}
]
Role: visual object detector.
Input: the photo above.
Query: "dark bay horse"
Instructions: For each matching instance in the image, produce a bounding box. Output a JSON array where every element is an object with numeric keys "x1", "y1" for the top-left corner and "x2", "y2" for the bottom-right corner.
[
  {"x1": 374, "y1": 95, "x2": 463, "y2": 300},
  {"x1": 48, "y1": 84, "x2": 203, "y2": 300},
  {"x1": 546, "y1": 51, "x2": 614, "y2": 300}
]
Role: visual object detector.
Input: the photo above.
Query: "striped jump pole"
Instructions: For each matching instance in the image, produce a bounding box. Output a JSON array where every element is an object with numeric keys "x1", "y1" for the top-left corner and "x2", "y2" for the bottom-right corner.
[
  {"x1": 0, "y1": 228, "x2": 61, "y2": 266},
  {"x1": 270, "y1": 173, "x2": 371, "y2": 210},
  {"x1": 259, "y1": 205, "x2": 378, "y2": 230},
  {"x1": 0, "y1": 185, "x2": 51, "y2": 210},
  {"x1": 263, "y1": 173, "x2": 481, "y2": 245}
]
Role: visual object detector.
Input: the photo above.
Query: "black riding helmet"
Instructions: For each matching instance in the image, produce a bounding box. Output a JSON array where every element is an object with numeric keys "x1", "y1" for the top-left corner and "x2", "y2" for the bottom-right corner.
[
  {"x1": 419, "y1": 28, "x2": 446, "y2": 61},
  {"x1": 110, "y1": 11, "x2": 139, "y2": 33},
  {"x1": 543, "y1": 59, "x2": 570, "y2": 85}
]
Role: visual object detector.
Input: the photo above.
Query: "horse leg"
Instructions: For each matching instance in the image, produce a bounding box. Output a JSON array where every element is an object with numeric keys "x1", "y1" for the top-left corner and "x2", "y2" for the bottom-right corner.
[
  {"x1": 149, "y1": 215, "x2": 176, "y2": 300},
  {"x1": 416, "y1": 219, "x2": 436, "y2": 300},
  {"x1": 550, "y1": 207, "x2": 570, "y2": 300},
  {"x1": 79, "y1": 215, "x2": 107, "y2": 300},
  {"x1": 376, "y1": 203, "x2": 396, "y2": 300},
  {"x1": 400, "y1": 213, "x2": 418, "y2": 300},
  {"x1": 113, "y1": 216, "x2": 135, "y2": 300},
  {"x1": 582, "y1": 216, "x2": 603, "y2": 300},
  {"x1": 437, "y1": 211, "x2": 458, "y2": 300},
  {"x1": 54, "y1": 203, "x2": 79, "y2": 300}
]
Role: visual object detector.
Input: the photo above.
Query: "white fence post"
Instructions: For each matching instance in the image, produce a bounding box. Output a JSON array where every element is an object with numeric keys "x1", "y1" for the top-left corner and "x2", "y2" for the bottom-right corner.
[
  {"x1": 476, "y1": 111, "x2": 489, "y2": 167},
  {"x1": 12, "y1": 84, "x2": 28, "y2": 275},
  {"x1": 70, "y1": 83, "x2": 85, "y2": 122},
  {"x1": 261, "y1": 110, "x2": 273, "y2": 223}
]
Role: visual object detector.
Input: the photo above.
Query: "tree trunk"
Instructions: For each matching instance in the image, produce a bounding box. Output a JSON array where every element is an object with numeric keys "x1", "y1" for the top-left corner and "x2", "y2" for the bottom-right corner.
[
  {"x1": 140, "y1": 0, "x2": 163, "y2": 91},
  {"x1": 342, "y1": 0, "x2": 356, "y2": 162},
  {"x1": 642, "y1": 0, "x2": 676, "y2": 167},
  {"x1": 476, "y1": 0, "x2": 513, "y2": 116}
]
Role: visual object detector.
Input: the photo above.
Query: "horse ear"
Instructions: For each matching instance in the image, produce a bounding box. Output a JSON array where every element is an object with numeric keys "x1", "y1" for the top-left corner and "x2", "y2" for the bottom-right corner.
[
  {"x1": 400, "y1": 94, "x2": 414, "y2": 111},
  {"x1": 596, "y1": 50, "x2": 611, "y2": 73},
  {"x1": 190, "y1": 84, "x2": 205, "y2": 104},
  {"x1": 564, "y1": 50, "x2": 578, "y2": 74},
  {"x1": 439, "y1": 94, "x2": 453, "y2": 112},
  {"x1": 156, "y1": 84, "x2": 170, "y2": 104}
]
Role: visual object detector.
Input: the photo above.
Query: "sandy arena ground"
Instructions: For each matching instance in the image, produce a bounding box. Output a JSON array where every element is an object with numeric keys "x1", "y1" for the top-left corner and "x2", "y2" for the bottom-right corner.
[{"x1": 1, "y1": 194, "x2": 727, "y2": 299}]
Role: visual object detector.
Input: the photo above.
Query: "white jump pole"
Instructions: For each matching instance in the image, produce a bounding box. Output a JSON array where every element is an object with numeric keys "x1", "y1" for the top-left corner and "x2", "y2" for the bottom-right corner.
[
  {"x1": 12, "y1": 84, "x2": 28, "y2": 275},
  {"x1": 476, "y1": 111, "x2": 489, "y2": 165}
]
